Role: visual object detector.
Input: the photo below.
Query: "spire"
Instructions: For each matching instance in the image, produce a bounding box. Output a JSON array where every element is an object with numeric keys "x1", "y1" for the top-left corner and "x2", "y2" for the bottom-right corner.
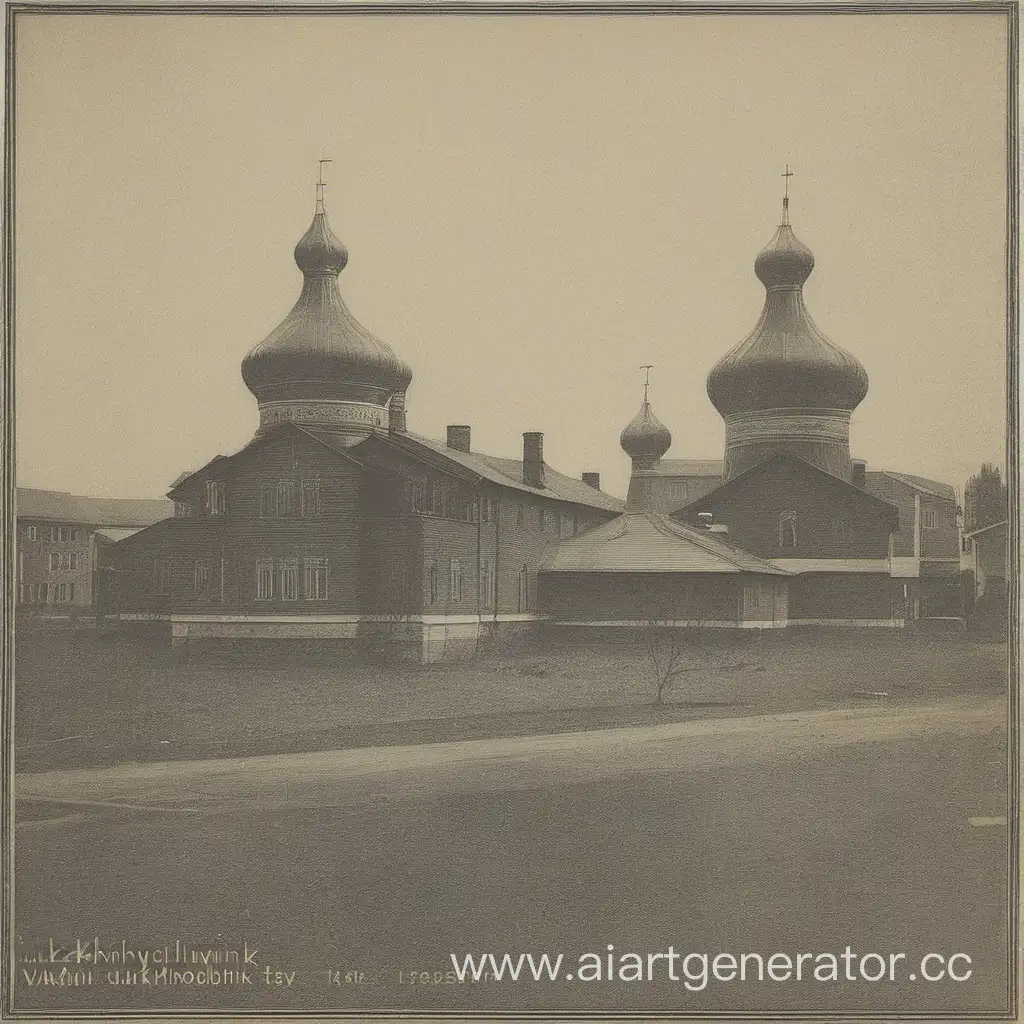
[{"x1": 781, "y1": 163, "x2": 793, "y2": 226}]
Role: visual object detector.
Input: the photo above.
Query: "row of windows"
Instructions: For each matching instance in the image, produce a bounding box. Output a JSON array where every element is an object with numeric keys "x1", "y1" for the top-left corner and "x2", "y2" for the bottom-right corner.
[
  {"x1": 22, "y1": 526, "x2": 81, "y2": 543},
  {"x1": 424, "y1": 559, "x2": 528, "y2": 609},
  {"x1": 19, "y1": 583, "x2": 75, "y2": 604},
  {"x1": 48, "y1": 552, "x2": 81, "y2": 571},
  {"x1": 775, "y1": 514, "x2": 850, "y2": 550},
  {"x1": 175, "y1": 481, "x2": 323, "y2": 519},
  {"x1": 260, "y1": 481, "x2": 321, "y2": 518},
  {"x1": 151, "y1": 557, "x2": 330, "y2": 601}
]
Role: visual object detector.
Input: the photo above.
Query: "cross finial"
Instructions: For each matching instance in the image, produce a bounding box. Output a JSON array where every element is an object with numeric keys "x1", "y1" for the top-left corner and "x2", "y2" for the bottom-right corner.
[
  {"x1": 640, "y1": 364, "x2": 653, "y2": 403},
  {"x1": 316, "y1": 158, "x2": 333, "y2": 211},
  {"x1": 781, "y1": 163, "x2": 793, "y2": 224}
]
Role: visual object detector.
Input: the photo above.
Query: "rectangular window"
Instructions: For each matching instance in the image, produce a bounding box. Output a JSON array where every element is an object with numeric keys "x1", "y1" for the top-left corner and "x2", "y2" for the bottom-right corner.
[
  {"x1": 779, "y1": 512, "x2": 798, "y2": 549},
  {"x1": 206, "y1": 480, "x2": 225, "y2": 516},
  {"x1": 922, "y1": 508, "x2": 938, "y2": 530},
  {"x1": 304, "y1": 557, "x2": 328, "y2": 601},
  {"x1": 49, "y1": 552, "x2": 60, "y2": 571},
  {"x1": 54, "y1": 583, "x2": 71, "y2": 603},
  {"x1": 536, "y1": 506, "x2": 544, "y2": 531},
  {"x1": 518, "y1": 566, "x2": 529, "y2": 612},
  {"x1": 68, "y1": 553, "x2": 79, "y2": 571},
  {"x1": 153, "y1": 559, "x2": 170, "y2": 597},
  {"x1": 280, "y1": 558, "x2": 299, "y2": 601},
  {"x1": 277, "y1": 481, "x2": 296, "y2": 517},
  {"x1": 426, "y1": 562, "x2": 439, "y2": 604},
  {"x1": 220, "y1": 559, "x2": 228, "y2": 603},
  {"x1": 480, "y1": 560, "x2": 495, "y2": 607},
  {"x1": 431, "y1": 482, "x2": 446, "y2": 517},
  {"x1": 515, "y1": 503, "x2": 524, "y2": 528},
  {"x1": 449, "y1": 558, "x2": 463, "y2": 604},
  {"x1": 481, "y1": 496, "x2": 495, "y2": 524},
  {"x1": 744, "y1": 581, "x2": 761, "y2": 609},
  {"x1": 69, "y1": 528, "x2": 79, "y2": 543},
  {"x1": 260, "y1": 484, "x2": 277, "y2": 518},
  {"x1": 194, "y1": 560, "x2": 211, "y2": 598},
  {"x1": 174, "y1": 501, "x2": 193, "y2": 518},
  {"x1": 668, "y1": 481, "x2": 688, "y2": 501},
  {"x1": 830, "y1": 520, "x2": 848, "y2": 545},
  {"x1": 560, "y1": 514, "x2": 570, "y2": 536},
  {"x1": 300, "y1": 480, "x2": 321, "y2": 517},
  {"x1": 256, "y1": 559, "x2": 275, "y2": 600},
  {"x1": 26, "y1": 525, "x2": 38, "y2": 541},
  {"x1": 50, "y1": 526, "x2": 72, "y2": 543}
]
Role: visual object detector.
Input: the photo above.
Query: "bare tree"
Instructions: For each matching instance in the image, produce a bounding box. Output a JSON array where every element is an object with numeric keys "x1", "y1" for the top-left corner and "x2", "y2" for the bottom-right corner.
[{"x1": 641, "y1": 583, "x2": 708, "y2": 705}]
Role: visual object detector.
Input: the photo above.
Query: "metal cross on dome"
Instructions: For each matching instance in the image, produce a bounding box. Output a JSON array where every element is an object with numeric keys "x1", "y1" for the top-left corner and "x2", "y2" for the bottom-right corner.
[
  {"x1": 782, "y1": 164, "x2": 793, "y2": 224},
  {"x1": 640, "y1": 364, "x2": 653, "y2": 403},
  {"x1": 316, "y1": 158, "x2": 332, "y2": 210}
]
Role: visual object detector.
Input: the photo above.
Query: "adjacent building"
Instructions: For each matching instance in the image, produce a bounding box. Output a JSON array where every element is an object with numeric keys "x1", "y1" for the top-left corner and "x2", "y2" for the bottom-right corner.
[{"x1": 16, "y1": 488, "x2": 171, "y2": 612}]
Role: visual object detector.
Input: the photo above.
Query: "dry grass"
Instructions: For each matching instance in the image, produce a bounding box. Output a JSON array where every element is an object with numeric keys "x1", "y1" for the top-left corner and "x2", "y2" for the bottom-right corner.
[{"x1": 14, "y1": 625, "x2": 1007, "y2": 770}]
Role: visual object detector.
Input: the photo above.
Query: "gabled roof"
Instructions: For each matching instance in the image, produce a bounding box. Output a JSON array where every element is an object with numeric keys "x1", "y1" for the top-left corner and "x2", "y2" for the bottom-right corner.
[
  {"x1": 165, "y1": 423, "x2": 385, "y2": 498},
  {"x1": 964, "y1": 520, "x2": 1007, "y2": 540},
  {"x1": 657, "y1": 459, "x2": 725, "y2": 477},
  {"x1": 864, "y1": 470, "x2": 956, "y2": 502},
  {"x1": 541, "y1": 512, "x2": 789, "y2": 575},
  {"x1": 358, "y1": 431, "x2": 625, "y2": 513},
  {"x1": 16, "y1": 488, "x2": 172, "y2": 528},
  {"x1": 674, "y1": 452, "x2": 900, "y2": 528}
]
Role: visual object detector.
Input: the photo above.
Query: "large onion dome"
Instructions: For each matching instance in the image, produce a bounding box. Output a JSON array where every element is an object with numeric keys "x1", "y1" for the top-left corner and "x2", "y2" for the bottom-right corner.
[
  {"x1": 706, "y1": 220, "x2": 868, "y2": 416},
  {"x1": 242, "y1": 200, "x2": 412, "y2": 440},
  {"x1": 706, "y1": 197, "x2": 869, "y2": 483},
  {"x1": 620, "y1": 399, "x2": 672, "y2": 463}
]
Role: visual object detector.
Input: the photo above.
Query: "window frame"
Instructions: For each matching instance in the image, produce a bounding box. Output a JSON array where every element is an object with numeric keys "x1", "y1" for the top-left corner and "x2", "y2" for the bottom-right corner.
[{"x1": 255, "y1": 558, "x2": 275, "y2": 601}]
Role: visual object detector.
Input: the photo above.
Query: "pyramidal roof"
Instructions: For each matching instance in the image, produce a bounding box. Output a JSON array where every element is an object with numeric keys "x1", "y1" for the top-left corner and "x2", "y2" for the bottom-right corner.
[{"x1": 541, "y1": 511, "x2": 789, "y2": 574}]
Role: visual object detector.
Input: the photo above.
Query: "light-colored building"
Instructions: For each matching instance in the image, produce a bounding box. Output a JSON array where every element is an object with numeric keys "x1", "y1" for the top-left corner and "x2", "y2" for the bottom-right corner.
[{"x1": 16, "y1": 488, "x2": 171, "y2": 612}]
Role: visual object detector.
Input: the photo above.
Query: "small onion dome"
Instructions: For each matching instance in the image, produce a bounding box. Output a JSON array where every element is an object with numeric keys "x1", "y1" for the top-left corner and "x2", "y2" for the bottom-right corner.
[
  {"x1": 242, "y1": 206, "x2": 412, "y2": 400},
  {"x1": 620, "y1": 400, "x2": 672, "y2": 460},
  {"x1": 707, "y1": 221, "x2": 868, "y2": 416}
]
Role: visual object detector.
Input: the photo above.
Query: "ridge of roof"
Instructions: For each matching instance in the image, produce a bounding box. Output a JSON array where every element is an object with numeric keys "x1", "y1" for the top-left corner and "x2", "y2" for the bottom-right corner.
[
  {"x1": 963, "y1": 520, "x2": 1007, "y2": 539},
  {"x1": 394, "y1": 432, "x2": 624, "y2": 512},
  {"x1": 16, "y1": 488, "x2": 172, "y2": 527},
  {"x1": 878, "y1": 470, "x2": 957, "y2": 501},
  {"x1": 674, "y1": 452, "x2": 900, "y2": 521}
]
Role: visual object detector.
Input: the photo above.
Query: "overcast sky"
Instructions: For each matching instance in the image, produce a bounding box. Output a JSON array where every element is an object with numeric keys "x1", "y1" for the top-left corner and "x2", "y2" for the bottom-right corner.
[{"x1": 13, "y1": 10, "x2": 1009, "y2": 501}]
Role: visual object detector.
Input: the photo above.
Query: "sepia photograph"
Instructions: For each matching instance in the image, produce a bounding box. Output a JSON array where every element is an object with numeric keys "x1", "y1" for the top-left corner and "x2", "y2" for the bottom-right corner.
[{"x1": 3, "y1": 2, "x2": 1019, "y2": 1019}]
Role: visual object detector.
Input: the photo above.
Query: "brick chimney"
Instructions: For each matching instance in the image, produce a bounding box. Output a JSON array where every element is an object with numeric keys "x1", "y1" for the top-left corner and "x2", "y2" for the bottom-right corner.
[
  {"x1": 852, "y1": 459, "x2": 866, "y2": 489},
  {"x1": 523, "y1": 432, "x2": 545, "y2": 489},
  {"x1": 389, "y1": 390, "x2": 407, "y2": 434},
  {"x1": 582, "y1": 472, "x2": 600, "y2": 490},
  {"x1": 447, "y1": 425, "x2": 471, "y2": 453}
]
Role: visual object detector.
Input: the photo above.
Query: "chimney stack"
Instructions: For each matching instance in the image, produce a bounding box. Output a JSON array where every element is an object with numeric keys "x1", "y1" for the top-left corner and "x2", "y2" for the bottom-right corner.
[
  {"x1": 582, "y1": 472, "x2": 600, "y2": 490},
  {"x1": 447, "y1": 425, "x2": 471, "y2": 453},
  {"x1": 697, "y1": 511, "x2": 713, "y2": 530},
  {"x1": 852, "y1": 459, "x2": 866, "y2": 489},
  {"x1": 523, "y1": 432, "x2": 545, "y2": 489},
  {"x1": 389, "y1": 390, "x2": 407, "y2": 434}
]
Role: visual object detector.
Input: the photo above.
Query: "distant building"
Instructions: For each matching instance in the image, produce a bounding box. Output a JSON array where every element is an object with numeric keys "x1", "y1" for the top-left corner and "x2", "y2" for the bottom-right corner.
[
  {"x1": 105, "y1": 194, "x2": 622, "y2": 659},
  {"x1": 961, "y1": 520, "x2": 1008, "y2": 604},
  {"x1": 16, "y1": 488, "x2": 171, "y2": 612}
]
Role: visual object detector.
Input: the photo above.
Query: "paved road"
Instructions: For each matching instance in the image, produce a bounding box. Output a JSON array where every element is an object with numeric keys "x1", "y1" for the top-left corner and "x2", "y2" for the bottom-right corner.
[{"x1": 13, "y1": 696, "x2": 1013, "y2": 1016}]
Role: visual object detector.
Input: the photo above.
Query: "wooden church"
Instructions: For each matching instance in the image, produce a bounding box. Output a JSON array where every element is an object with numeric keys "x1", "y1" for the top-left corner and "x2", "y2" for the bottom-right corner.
[{"x1": 106, "y1": 179, "x2": 961, "y2": 656}]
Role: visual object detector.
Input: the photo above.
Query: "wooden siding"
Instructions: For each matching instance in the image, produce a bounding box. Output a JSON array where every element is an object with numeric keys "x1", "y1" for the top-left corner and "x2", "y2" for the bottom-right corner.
[
  {"x1": 789, "y1": 573, "x2": 896, "y2": 620},
  {"x1": 678, "y1": 459, "x2": 893, "y2": 560}
]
